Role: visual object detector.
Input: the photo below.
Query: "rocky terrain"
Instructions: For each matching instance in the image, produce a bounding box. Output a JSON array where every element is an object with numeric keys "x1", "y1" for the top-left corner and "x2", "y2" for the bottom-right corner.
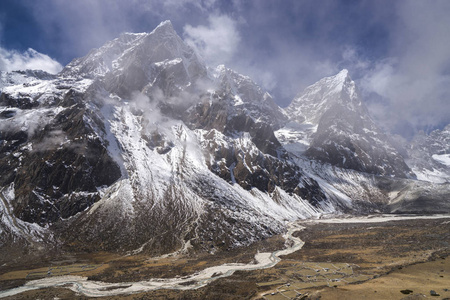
[
  {"x1": 406, "y1": 125, "x2": 450, "y2": 183},
  {"x1": 0, "y1": 20, "x2": 449, "y2": 269},
  {"x1": 1, "y1": 216, "x2": 449, "y2": 299}
]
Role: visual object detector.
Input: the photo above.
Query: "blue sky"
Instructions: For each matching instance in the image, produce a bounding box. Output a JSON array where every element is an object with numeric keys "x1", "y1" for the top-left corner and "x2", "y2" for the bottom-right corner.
[{"x1": 0, "y1": 0, "x2": 449, "y2": 138}]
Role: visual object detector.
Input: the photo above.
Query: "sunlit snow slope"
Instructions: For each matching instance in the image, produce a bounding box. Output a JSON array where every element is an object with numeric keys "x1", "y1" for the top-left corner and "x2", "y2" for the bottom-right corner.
[{"x1": 0, "y1": 20, "x2": 449, "y2": 258}]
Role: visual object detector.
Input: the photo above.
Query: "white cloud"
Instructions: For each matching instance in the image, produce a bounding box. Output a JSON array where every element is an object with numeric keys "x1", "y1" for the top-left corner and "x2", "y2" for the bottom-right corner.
[
  {"x1": 163, "y1": 0, "x2": 217, "y2": 11},
  {"x1": 183, "y1": 15, "x2": 241, "y2": 67},
  {"x1": 341, "y1": 2, "x2": 450, "y2": 135},
  {"x1": 341, "y1": 46, "x2": 370, "y2": 72},
  {"x1": 360, "y1": 58, "x2": 396, "y2": 97},
  {"x1": 0, "y1": 47, "x2": 63, "y2": 74}
]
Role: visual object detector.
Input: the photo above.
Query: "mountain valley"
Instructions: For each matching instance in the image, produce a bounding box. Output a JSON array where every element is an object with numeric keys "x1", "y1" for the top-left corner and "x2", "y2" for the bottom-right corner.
[{"x1": 0, "y1": 20, "x2": 449, "y2": 299}]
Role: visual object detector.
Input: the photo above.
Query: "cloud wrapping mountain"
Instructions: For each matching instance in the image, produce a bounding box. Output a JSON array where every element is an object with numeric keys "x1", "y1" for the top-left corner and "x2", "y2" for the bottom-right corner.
[
  {"x1": 0, "y1": 47, "x2": 62, "y2": 74},
  {"x1": 0, "y1": 20, "x2": 449, "y2": 261}
]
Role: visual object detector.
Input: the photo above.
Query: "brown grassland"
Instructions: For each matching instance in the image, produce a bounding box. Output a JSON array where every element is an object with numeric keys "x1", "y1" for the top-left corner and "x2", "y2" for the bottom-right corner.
[{"x1": 1, "y1": 217, "x2": 449, "y2": 299}]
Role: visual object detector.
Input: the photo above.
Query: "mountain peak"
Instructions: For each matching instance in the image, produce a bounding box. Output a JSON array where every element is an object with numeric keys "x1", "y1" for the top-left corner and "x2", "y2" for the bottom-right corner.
[
  {"x1": 286, "y1": 69, "x2": 359, "y2": 124},
  {"x1": 326, "y1": 69, "x2": 352, "y2": 87},
  {"x1": 281, "y1": 68, "x2": 413, "y2": 178},
  {"x1": 158, "y1": 19, "x2": 173, "y2": 27},
  {"x1": 319, "y1": 69, "x2": 357, "y2": 100},
  {"x1": 337, "y1": 68, "x2": 349, "y2": 77},
  {"x1": 151, "y1": 20, "x2": 175, "y2": 35},
  {"x1": 60, "y1": 19, "x2": 206, "y2": 83}
]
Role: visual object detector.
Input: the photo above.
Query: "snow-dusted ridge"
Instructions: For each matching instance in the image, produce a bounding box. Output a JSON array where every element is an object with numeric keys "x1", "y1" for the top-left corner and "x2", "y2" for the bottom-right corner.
[
  {"x1": 281, "y1": 68, "x2": 414, "y2": 178},
  {"x1": 0, "y1": 20, "x2": 449, "y2": 259}
]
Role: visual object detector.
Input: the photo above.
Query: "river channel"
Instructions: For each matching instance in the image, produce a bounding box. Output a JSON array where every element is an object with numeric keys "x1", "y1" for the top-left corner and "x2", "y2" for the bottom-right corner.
[{"x1": 1, "y1": 214, "x2": 449, "y2": 298}]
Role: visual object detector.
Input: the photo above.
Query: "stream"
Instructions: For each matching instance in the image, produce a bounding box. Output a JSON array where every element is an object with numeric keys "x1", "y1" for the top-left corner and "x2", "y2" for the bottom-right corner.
[
  {"x1": 2, "y1": 214, "x2": 449, "y2": 298},
  {"x1": 0, "y1": 222, "x2": 305, "y2": 298}
]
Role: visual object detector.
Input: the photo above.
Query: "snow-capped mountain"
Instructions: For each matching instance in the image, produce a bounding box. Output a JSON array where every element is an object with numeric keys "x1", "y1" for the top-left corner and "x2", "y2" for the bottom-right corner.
[
  {"x1": 406, "y1": 125, "x2": 450, "y2": 183},
  {"x1": 277, "y1": 70, "x2": 449, "y2": 214},
  {"x1": 0, "y1": 20, "x2": 449, "y2": 259},
  {"x1": 0, "y1": 21, "x2": 328, "y2": 258},
  {"x1": 0, "y1": 69, "x2": 55, "y2": 92},
  {"x1": 279, "y1": 70, "x2": 413, "y2": 178}
]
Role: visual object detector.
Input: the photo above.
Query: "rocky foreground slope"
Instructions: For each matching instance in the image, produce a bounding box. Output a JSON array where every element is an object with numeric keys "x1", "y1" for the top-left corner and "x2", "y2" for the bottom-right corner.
[{"x1": 0, "y1": 21, "x2": 449, "y2": 260}]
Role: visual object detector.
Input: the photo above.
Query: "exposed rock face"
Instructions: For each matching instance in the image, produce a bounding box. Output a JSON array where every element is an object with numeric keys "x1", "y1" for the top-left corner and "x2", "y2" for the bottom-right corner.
[
  {"x1": 406, "y1": 125, "x2": 450, "y2": 183},
  {"x1": 378, "y1": 176, "x2": 450, "y2": 214},
  {"x1": 0, "y1": 21, "x2": 328, "y2": 257},
  {"x1": 276, "y1": 70, "x2": 449, "y2": 214},
  {"x1": 212, "y1": 66, "x2": 288, "y2": 129},
  {"x1": 61, "y1": 21, "x2": 207, "y2": 99},
  {"x1": 0, "y1": 87, "x2": 121, "y2": 225},
  {"x1": 0, "y1": 21, "x2": 449, "y2": 258},
  {"x1": 283, "y1": 70, "x2": 413, "y2": 178},
  {"x1": 0, "y1": 70, "x2": 55, "y2": 92}
]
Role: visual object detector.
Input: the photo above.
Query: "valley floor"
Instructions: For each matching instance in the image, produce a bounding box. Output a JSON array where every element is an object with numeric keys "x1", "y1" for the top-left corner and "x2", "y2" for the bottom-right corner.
[{"x1": 1, "y1": 215, "x2": 449, "y2": 299}]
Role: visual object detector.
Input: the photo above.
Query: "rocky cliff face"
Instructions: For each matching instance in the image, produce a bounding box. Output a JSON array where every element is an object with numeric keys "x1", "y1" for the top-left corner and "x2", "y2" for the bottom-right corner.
[
  {"x1": 0, "y1": 21, "x2": 329, "y2": 257},
  {"x1": 406, "y1": 125, "x2": 450, "y2": 183},
  {"x1": 280, "y1": 70, "x2": 413, "y2": 178},
  {"x1": 0, "y1": 21, "x2": 449, "y2": 259},
  {"x1": 0, "y1": 70, "x2": 55, "y2": 92}
]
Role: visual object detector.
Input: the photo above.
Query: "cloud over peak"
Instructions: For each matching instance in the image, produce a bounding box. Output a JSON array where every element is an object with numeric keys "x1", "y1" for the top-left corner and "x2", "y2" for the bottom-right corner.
[
  {"x1": 358, "y1": 1, "x2": 450, "y2": 136},
  {"x1": 183, "y1": 15, "x2": 240, "y2": 67},
  {"x1": 1, "y1": 0, "x2": 449, "y2": 137},
  {"x1": 0, "y1": 47, "x2": 63, "y2": 74}
]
